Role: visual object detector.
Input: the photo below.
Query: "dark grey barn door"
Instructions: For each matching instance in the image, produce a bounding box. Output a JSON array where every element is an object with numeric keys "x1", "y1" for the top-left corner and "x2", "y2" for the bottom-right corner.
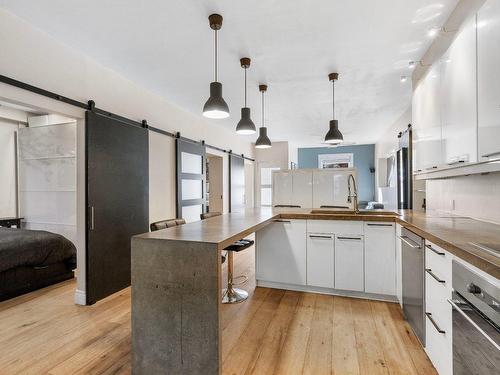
[
  {"x1": 176, "y1": 138, "x2": 206, "y2": 222},
  {"x1": 85, "y1": 111, "x2": 149, "y2": 305},
  {"x1": 229, "y1": 154, "x2": 245, "y2": 213}
]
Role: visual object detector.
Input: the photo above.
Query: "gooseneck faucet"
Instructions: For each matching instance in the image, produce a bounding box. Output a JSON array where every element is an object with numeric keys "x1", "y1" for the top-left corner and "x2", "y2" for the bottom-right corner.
[{"x1": 347, "y1": 174, "x2": 359, "y2": 213}]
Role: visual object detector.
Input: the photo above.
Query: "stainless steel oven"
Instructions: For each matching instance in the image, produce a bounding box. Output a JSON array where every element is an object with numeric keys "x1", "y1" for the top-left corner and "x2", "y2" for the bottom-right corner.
[{"x1": 449, "y1": 261, "x2": 500, "y2": 374}]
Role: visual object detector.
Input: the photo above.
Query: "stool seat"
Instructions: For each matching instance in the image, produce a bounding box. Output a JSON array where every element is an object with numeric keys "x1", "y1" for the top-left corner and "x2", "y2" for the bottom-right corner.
[{"x1": 224, "y1": 239, "x2": 254, "y2": 252}]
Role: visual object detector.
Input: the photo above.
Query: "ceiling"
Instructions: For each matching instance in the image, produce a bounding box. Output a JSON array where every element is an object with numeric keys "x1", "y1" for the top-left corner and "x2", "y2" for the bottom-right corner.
[{"x1": 0, "y1": 0, "x2": 458, "y2": 147}]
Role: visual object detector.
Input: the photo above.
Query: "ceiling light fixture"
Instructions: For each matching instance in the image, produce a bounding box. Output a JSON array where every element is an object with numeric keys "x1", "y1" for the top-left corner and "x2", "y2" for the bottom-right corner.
[
  {"x1": 427, "y1": 27, "x2": 441, "y2": 37},
  {"x1": 255, "y1": 84, "x2": 272, "y2": 149},
  {"x1": 400, "y1": 76, "x2": 408, "y2": 83},
  {"x1": 324, "y1": 73, "x2": 343, "y2": 145},
  {"x1": 236, "y1": 57, "x2": 256, "y2": 134},
  {"x1": 203, "y1": 14, "x2": 230, "y2": 119}
]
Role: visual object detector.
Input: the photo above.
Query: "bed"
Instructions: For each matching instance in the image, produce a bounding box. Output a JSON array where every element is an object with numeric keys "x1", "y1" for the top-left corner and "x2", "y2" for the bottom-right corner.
[{"x1": 0, "y1": 227, "x2": 77, "y2": 301}]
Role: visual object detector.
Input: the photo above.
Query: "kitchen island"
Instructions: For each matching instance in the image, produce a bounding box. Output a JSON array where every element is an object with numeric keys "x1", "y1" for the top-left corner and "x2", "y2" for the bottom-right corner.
[{"x1": 131, "y1": 208, "x2": 500, "y2": 374}]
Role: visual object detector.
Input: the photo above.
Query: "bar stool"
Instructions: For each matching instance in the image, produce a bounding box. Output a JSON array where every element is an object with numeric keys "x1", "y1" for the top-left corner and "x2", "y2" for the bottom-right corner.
[{"x1": 200, "y1": 212, "x2": 254, "y2": 303}]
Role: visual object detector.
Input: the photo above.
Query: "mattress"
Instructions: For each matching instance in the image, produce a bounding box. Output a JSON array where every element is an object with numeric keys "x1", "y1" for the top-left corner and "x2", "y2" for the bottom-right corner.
[{"x1": 0, "y1": 228, "x2": 76, "y2": 273}]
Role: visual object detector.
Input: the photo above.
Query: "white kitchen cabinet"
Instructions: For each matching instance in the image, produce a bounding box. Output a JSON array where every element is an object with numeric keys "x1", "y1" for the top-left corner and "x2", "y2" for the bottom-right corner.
[
  {"x1": 307, "y1": 233, "x2": 334, "y2": 288},
  {"x1": 412, "y1": 64, "x2": 443, "y2": 172},
  {"x1": 312, "y1": 169, "x2": 355, "y2": 209},
  {"x1": 335, "y1": 235, "x2": 364, "y2": 292},
  {"x1": 292, "y1": 170, "x2": 313, "y2": 208},
  {"x1": 256, "y1": 219, "x2": 307, "y2": 286},
  {"x1": 440, "y1": 16, "x2": 477, "y2": 165},
  {"x1": 272, "y1": 171, "x2": 292, "y2": 206},
  {"x1": 478, "y1": 0, "x2": 500, "y2": 161},
  {"x1": 424, "y1": 240, "x2": 453, "y2": 375},
  {"x1": 364, "y1": 222, "x2": 396, "y2": 296}
]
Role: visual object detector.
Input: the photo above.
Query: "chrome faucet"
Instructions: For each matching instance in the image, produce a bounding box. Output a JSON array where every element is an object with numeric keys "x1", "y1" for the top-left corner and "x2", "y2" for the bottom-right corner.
[{"x1": 347, "y1": 174, "x2": 359, "y2": 213}]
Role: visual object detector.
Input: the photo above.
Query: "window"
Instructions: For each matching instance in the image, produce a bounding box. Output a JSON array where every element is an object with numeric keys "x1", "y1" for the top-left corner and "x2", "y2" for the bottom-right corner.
[{"x1": 260, "y1": 167, "x2": 279, "y2": 207}]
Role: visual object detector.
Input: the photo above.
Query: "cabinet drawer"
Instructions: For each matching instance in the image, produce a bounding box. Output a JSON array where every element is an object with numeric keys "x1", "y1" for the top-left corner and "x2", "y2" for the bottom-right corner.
[
  {"x1": 307, "y1": 220, "x2": 363, "y2": 234},
  {"x1": 425, "y1": 271, "x2": 452, "y2": 314},
  {"x1": 425, "y1": 240, "x2": 452, "y2": 282},
  {"x1": 425, "y1": 304, "x2": 452, "y2": 375}
]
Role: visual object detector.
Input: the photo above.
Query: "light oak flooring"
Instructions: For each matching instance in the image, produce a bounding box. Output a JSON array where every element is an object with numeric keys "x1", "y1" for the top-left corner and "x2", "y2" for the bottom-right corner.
[{"x1": 0, "y1": 248, "x2": 437, "y2": 375}]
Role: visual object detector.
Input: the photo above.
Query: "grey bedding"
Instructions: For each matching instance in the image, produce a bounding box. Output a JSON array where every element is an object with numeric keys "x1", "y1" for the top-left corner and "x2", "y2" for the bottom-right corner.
[{"x1": 0, "y1": 228, "x2": 76, "y2": 273}]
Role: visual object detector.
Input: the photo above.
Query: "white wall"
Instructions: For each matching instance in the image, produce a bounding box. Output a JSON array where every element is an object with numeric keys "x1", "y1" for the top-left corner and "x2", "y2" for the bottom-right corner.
[
  {"x1": 0, "y1": 120, "x2": 19, "y2": 217},
  {"x1": 0, "y1": 8, "x2": 254, "y2": 303},
  {"x1": 426, "y1": 172, "x2": 500, "y2": 224},
  {"x1": 374, "y1": 108, "x2": 411, "y2": 210}
]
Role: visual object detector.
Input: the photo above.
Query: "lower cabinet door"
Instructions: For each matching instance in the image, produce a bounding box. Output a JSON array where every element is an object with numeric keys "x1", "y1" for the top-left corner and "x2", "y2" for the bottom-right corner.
[
  {"x1": 364, "y1": 222, "x2": 396, "y2": 295},
  {"x1": 335, "y1": 235, "x2": 364, "y2": 292},
  {"x1": 256, "y1": 219, "x2": 307, "y2": 285},
  {"x1": 307, "y1": 233, "x2": 334, "y2": 288}
]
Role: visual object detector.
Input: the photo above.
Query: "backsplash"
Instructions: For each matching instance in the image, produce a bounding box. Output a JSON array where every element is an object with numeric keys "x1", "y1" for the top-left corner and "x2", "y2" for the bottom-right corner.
[{"x1": 426, "y1": 172, "x2": 500, "y2": 224}]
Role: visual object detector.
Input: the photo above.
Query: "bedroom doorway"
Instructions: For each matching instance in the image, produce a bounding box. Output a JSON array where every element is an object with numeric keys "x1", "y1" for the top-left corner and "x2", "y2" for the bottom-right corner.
[{"x1": 0, "y1": 96, "x2": 85, "y2": 302}]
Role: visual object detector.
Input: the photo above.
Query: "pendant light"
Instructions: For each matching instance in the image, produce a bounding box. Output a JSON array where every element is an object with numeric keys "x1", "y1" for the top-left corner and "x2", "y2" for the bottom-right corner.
[
  {"x1": 236, "y1": 57, "x2": 256, "y2": 134},
  {"x1": 324, "y1": 72, "x2": 344, "y2": 144},
  {"x1": 255, "y1": 84, "x2": 272, "y2": 149},
  {"x1": 203, "y1": 14, "x2": 230, "y2": 119}
]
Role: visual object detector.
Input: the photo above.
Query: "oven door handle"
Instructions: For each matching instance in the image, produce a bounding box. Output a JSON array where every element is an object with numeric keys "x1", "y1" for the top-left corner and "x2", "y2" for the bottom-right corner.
[{"x1": 447, "y1": 299, "x2": 500, "y2": 351}]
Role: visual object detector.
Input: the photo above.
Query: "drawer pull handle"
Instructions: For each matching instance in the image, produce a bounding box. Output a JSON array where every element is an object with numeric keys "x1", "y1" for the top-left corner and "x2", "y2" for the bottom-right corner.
[
  {"x1": 337, "y1": 236, "x2": 362, "y2": 241},
  {"x1": 425, "y1": 312, "x2": 446, "y2": 334},
  {"x1": 425, "y1": 268, "x2": 446, "y2": 284},
  {"x1": 426, "y1": 244, "x2": 445, "y2": 256},
  {"x1": 273, "y1": 220, "x2": 291, "y2": 223},
  {"x1": 309, "y1": 235, "x2": 333, "y2": 239},
  {"x1": 399, "y1": 235, "x2": 421, "y2": 249},
  {"x1": 367, "y1": 223, "x2": 393, "y2": 227},
  {"x1": 482, "y1": 150, "x2": 500, "y2": 158}
]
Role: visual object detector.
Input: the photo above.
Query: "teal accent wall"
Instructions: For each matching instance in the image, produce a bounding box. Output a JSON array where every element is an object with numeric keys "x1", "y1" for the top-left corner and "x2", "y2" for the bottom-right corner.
[{"x1": 297, "y1": 144, "x2": 375, "y2": 202}]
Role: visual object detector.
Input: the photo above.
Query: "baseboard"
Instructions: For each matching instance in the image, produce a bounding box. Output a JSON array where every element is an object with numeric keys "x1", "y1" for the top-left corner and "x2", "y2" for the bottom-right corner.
[
  {"x1": 256, "y1": 280, "x2": 399, "y2": 303},
  {"x1": 74, "y1": 289, "x2": 86, "y2": 305}
]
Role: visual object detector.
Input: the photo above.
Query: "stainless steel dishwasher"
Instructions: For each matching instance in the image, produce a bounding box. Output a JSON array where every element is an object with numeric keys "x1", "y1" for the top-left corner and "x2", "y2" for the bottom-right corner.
[{"x1": 400, "y1": 227, "x2": 425, "y2": 345}]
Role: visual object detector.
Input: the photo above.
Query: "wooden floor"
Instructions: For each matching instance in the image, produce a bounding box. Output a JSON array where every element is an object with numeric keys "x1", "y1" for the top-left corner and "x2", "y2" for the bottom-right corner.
[{"x1": 0, "y1": 249, "x2": 437, "y2": 375}]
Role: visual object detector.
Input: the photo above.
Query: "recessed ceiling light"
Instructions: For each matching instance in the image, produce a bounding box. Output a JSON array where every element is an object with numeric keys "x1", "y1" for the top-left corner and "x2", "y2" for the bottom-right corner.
[
  {"x1": 408, "y1": 61, "x2": 416, "y2": 69},
  {"x1": 400, "y1": 76, "x2": 408, "y2": 83},
  {"x1": 427, "y1": 27, "x2": 441, "y2": 38}
]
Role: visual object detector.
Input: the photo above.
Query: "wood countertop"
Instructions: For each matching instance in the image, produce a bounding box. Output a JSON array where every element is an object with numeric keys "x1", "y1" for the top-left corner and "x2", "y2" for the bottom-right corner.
[{"x1": 134, "y1": 208, "x2": 500, "y2": 279}]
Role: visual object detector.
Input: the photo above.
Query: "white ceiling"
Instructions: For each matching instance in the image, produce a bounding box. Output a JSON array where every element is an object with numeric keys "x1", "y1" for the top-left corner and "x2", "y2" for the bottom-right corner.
[{"x1": 0, "y1": 0, "x2": 458, "y2": 147}]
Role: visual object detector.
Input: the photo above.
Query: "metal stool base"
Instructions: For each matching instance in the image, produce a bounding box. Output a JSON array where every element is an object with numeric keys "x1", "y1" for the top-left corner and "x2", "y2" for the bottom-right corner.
[{"x1": 222, "y1": 287, "x2": 248, "y2": 304}]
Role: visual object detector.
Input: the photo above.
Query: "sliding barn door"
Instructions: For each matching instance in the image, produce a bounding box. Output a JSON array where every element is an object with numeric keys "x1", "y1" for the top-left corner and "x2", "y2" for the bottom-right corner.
[
  {"x1": 229, "y1": 154, "x2": 245, "y2": 213},
  {"x1": 176, "y1": 139, "x2": 206, "y2": 222},
  {"x1": 85, "y1": 111, "x2": 149, "y2": 305}
]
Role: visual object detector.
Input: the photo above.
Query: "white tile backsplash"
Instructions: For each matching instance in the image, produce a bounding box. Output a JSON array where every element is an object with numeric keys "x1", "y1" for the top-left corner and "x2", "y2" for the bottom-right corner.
[{"x1": 426, "y1": 171, "x2": 500, "y2": 223}]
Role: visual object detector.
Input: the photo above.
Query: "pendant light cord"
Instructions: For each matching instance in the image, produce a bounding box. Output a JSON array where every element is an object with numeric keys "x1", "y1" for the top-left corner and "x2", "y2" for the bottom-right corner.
[
  {"x1": 244, "y1": 68, "x2": 247, "y2": 107},
  {"x1": 261, "y1": 90, "x2": 265, "y2": 127},
  {"x1": 332, "y1": 80, "x2": 335, "y2": 119},
  {"x1": 214, "y1": 30, "x2": 218, "y2": 82}
]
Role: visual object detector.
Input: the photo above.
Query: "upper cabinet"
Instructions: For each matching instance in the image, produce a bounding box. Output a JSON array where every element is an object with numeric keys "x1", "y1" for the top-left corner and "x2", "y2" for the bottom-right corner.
[
  {"x1": 312, "y1": 169, "x2": 355, "y2": 209},
  {"x1": 272, "y1": 171, "x2": 293, "y2": 206},
  {"x1": 478, "y1": 0, "x2": 500, "y2": 160},
  {"x1": 272, "y1": 169, "x2": 312, "y2": 208},
  {"x1": 412, "y1": 63, "x2": 443, "y2": 172},
  {"x1": 440, "y1": 16, "x2": 477, "y2": 165}
]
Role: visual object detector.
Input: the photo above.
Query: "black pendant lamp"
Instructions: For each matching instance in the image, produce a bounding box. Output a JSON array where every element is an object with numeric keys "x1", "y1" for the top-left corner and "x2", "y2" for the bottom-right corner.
[
  {"x1": 203, "y1": 14, "x2": 230, "y2": 119},
  {"x1": 236, "y1": 57, "x2": 256, "y2": 134},
  {"x1": 324, "y1": 72, "x2": 344, "y2": 144},
  {"x1": 255, "y1": 84, "x2": 272, "y2": 149}
]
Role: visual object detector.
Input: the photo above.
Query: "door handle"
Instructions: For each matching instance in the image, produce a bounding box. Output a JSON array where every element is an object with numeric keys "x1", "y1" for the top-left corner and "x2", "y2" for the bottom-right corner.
[
  {"x1": 425, "y1": 244, "x2": 445, "y2": 256},
  {"x1": 367, "y1": 223, "x2": 393, "y2": 227},
  {"x1": 425, "y1": 268, "x2": 446, "y2": 284},
  {"x1": 425, "y1": 312, "x2": 445, "y2": 334},
  {"x1": 90, "y1": 206, "x2": 95, "y2": 230},
  {"x1": 399, "y1": 235, "x2": 421, "y2": 249},
  {"x1": 273, "y1": 219, "x2": 291, "y2": 223},
  {"x1": 482, "y1": 150, "x2": 500, "y2": 158},
  {"x1": 448, "y1": 299, "x2": 500, "y2": 350},
  {"x1": 309, "y1": 234, "x2": 333, "y2": 239}
]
